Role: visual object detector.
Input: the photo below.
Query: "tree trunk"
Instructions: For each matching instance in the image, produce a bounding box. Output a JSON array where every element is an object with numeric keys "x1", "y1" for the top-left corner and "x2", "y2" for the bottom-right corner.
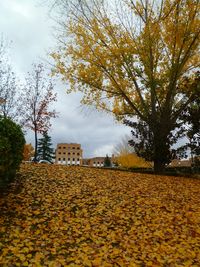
[
  {"x1": 153, "y1": 125, "x2": 171, "y2": 174},
  {"x1": 154, "y1": 157, "x2": 166, "y2": 174},
  {"x1": 34, "y1": 124, "x2": 38, "y2": 162}
]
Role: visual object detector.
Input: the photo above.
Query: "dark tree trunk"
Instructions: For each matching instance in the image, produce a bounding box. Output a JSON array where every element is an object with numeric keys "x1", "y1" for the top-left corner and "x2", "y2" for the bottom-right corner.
[
  {"x1": 154, "y1": 155, "x2": 166, "y2": 174},
  {"x1": 153, "y1": 123, "x2": 171, "y2": 174},
  {"x1": 33, "y1": 124, "x2": 38, "y2": 162}
]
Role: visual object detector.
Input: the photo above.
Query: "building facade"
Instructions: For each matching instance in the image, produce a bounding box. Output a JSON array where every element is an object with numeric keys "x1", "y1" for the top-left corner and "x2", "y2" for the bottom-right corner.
[
  {"x1": 169, "y1": 159, "x2": 192, "y2": 167},
  {"x1": 89, "y1": 157, "x2": 105, "y2": 167},
  {"x1": 83, "y1": 155, "x2": 115, "y2": 167},
  {"x1": 55, "y1": 143, "x2": 83, "y2": 165}
]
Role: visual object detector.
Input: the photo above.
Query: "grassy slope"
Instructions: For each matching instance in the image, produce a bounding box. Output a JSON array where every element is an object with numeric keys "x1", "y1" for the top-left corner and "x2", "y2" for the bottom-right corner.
[{"x1": 0, "y1": 164, "x2": 200, "y2": 266}]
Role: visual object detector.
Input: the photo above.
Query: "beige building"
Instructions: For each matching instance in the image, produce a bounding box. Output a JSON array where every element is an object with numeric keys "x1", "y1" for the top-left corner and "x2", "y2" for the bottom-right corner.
[
  {"x1": 89, "y1": 157, "x2": 105, "y2": 167},
  {"x1": 83, "y1": 155, "x2": 115, "y2": 167},
  {"x1": 55, "y1": 143, "x2": 83, "y2": 165},
  {"x1": 169, "y1": 159, "x2": 192, "y2": 167}
]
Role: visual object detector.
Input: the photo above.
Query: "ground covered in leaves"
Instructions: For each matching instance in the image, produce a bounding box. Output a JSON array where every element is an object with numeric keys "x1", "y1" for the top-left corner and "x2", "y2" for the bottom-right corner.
[{"x1": 0, "y1": 164, "x2": 200, "y2": 266}]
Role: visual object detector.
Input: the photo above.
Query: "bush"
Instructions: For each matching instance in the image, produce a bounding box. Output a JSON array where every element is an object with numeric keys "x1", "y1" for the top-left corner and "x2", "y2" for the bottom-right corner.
[
  {"x1": 0, "y1": 116, "x2": 25, "y2": 188},
  {"x1": 117, "y1": 153, "x2": 152, "y2": 168}
]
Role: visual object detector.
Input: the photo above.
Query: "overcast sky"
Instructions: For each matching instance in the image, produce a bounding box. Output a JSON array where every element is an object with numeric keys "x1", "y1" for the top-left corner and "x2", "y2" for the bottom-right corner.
[{"x1": 0, "y1": 0, "x2": 130, "y2": 158}]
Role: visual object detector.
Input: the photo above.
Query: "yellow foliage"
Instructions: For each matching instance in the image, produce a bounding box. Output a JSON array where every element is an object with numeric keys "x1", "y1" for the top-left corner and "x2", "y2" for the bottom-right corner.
[
  {"x1": 51, "y1": 0, "x2": 200, "y2": 121},
  {"x1": 0, "y1": 164, "x2": 200, "y2": 266},
  {"x1": 23, "y1": 143, "x2": 34, "y2": 161},
  {"x1": 117, "y1": 153, "x2": 152, "y2": 168}
]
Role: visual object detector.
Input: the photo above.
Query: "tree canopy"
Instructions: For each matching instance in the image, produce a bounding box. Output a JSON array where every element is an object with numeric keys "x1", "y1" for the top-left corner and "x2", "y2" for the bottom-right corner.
[
  {"x1": 21, "y1": 64, "x2": 57, "y2": 161},
  {"x1": 52, "y1": 0, "x2": 200, "y2": 173},
  {"x1": 0, "y1": 38, "x2": 22, "y2": 122}
]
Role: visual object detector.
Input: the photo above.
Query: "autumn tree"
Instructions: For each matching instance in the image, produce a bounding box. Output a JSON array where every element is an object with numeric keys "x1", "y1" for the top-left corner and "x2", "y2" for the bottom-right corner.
[
  {"x1": 23, "y1": 143, "x2": 34, "y2": 161},
  {"x1": 113, "y1": 134, "x2": 134, "y2": 156},
  {"x1": 117, "y1": 153, "x2": 151, "y2": 168},
  {"x1": 37, "y1": 131, "x2": 54, "y2": 162},
  {"x1": 51, "y1": 0, "x2": 200, "y2": 173},
  {"x1": 0, "y1": 38, "x2": 22, "y2": 122},
  {"x1": 21, "y1": 64, "x2": 57, "y2": 162},
  {"x1": 114, "y1": 134, "x2": 152, "y2": 168}
]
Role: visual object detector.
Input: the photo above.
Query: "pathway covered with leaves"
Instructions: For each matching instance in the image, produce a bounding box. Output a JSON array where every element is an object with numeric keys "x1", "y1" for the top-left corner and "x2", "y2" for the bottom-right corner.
[{"x1": 0, "y1": 164, "x2": 200, "y2": 266}]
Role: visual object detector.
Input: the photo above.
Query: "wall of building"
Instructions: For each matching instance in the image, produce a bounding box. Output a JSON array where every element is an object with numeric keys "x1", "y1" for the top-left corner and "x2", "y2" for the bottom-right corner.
[
  {"x1": 88, "y1": 157, "x2": 105, "y2": 167},
  {"x1": 83, "y1": 155, "x2": 115, "y2": 167},
  {"x1": 169, "y1": 159, "x2": 192, "y2": 167},
  {"x1": 55, "y1": 143, "x2": 83, "y2": 166}
]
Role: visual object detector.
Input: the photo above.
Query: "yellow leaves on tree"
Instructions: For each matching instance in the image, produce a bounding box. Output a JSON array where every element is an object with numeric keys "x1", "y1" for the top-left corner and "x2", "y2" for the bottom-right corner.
[
  {"x1": 51, "y1": 0, "x2": 200, "y2": 173},
  {"x1": 117, "y1": 153, "x2": 152, "y2": 168},
  {"x1": 51, "y1": 0, "x2": 200, "y2": 119},
  {"x1": 23, "y1": 143, "x2": 34, "y2": 161},
  {"x1": 113, "y1": 135, "x2": 151, "y2": 168}
]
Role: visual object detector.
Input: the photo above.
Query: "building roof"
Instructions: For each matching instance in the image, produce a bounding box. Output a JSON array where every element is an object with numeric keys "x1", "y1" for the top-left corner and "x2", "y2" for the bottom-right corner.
[
  {"x1": 90, "y1": 157, "x2": 106, "y2": 160},
  {"x1": 57, "y1": 143, "x2": 81, "y2": 145}
]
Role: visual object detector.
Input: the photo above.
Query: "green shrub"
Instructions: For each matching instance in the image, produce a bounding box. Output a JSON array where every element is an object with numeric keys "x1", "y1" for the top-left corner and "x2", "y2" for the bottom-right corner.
[{"x1": 0, "y1": 116, "x2": 25, "y2": 188}]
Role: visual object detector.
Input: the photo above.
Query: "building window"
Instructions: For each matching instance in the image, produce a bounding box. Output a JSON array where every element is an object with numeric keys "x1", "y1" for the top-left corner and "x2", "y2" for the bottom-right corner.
[
  {"x1": 63, "y1": 152, "x2": 66, "y2": 154},
  {"x1": 63, "y1": 147, "x2": 66, "y2": 149},
  {"x1": 77, "y1": 153, "x2": 80, "y2": 156},
  {"x1": 72, "y1": 147, "x2": 75, "y2": 149},
  {"x1": 59, "y1": 146, "x2": 61, "y2": 149},
  {"x1": 73, "y1": 158, "x2": 75, "y2": 161},
  {"x1": 59, "y1": 152, "x2": 61, "y2": 154},
  {"x1": 68, "y1": 152, "x2": 70, "y2": 155},
  {"x1": 73, "y1": 152, "x2": 75, "y2": 155},
  {"x1": 68, "y1": 158, "x2": 70, "y2": 161},
  {"x1": 58, "y1": 158, "x2": 61, "y2": 161},
  {"x1": 63, "y1": 158, "x2": 66, "y2": 161}
]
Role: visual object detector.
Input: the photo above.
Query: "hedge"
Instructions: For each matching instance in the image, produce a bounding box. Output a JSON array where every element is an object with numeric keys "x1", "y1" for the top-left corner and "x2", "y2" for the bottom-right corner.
[{"x1": 0, "y1": 116, "x2": 25, "y2": 189}]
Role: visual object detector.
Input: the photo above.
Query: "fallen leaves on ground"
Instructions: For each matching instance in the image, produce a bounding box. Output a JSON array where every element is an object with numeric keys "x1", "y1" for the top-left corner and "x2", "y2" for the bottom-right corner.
[{"x1": 0, "y1": 164, "x2": 200, "y2": 266}]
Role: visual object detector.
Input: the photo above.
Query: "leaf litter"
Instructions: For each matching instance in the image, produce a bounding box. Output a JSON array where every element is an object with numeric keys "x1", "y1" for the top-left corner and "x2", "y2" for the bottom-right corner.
[{"x1": 0, "y1": 164, "x2": 200, "y2": 266}]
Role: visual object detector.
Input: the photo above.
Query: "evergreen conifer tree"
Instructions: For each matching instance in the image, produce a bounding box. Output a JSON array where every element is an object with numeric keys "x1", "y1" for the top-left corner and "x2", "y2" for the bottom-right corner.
[
  {"x1": 37, "y1": 131, "x2": 54, "y2": 162},
  {"x1": 104, "y1": 155, "x2": 111, "y2": 167}
]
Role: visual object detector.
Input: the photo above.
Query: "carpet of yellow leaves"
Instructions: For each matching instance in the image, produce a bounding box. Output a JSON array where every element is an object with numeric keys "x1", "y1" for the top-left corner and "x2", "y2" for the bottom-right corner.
[{"x1": 0, "y1": 164, "x2": 200, "y2": 266}]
